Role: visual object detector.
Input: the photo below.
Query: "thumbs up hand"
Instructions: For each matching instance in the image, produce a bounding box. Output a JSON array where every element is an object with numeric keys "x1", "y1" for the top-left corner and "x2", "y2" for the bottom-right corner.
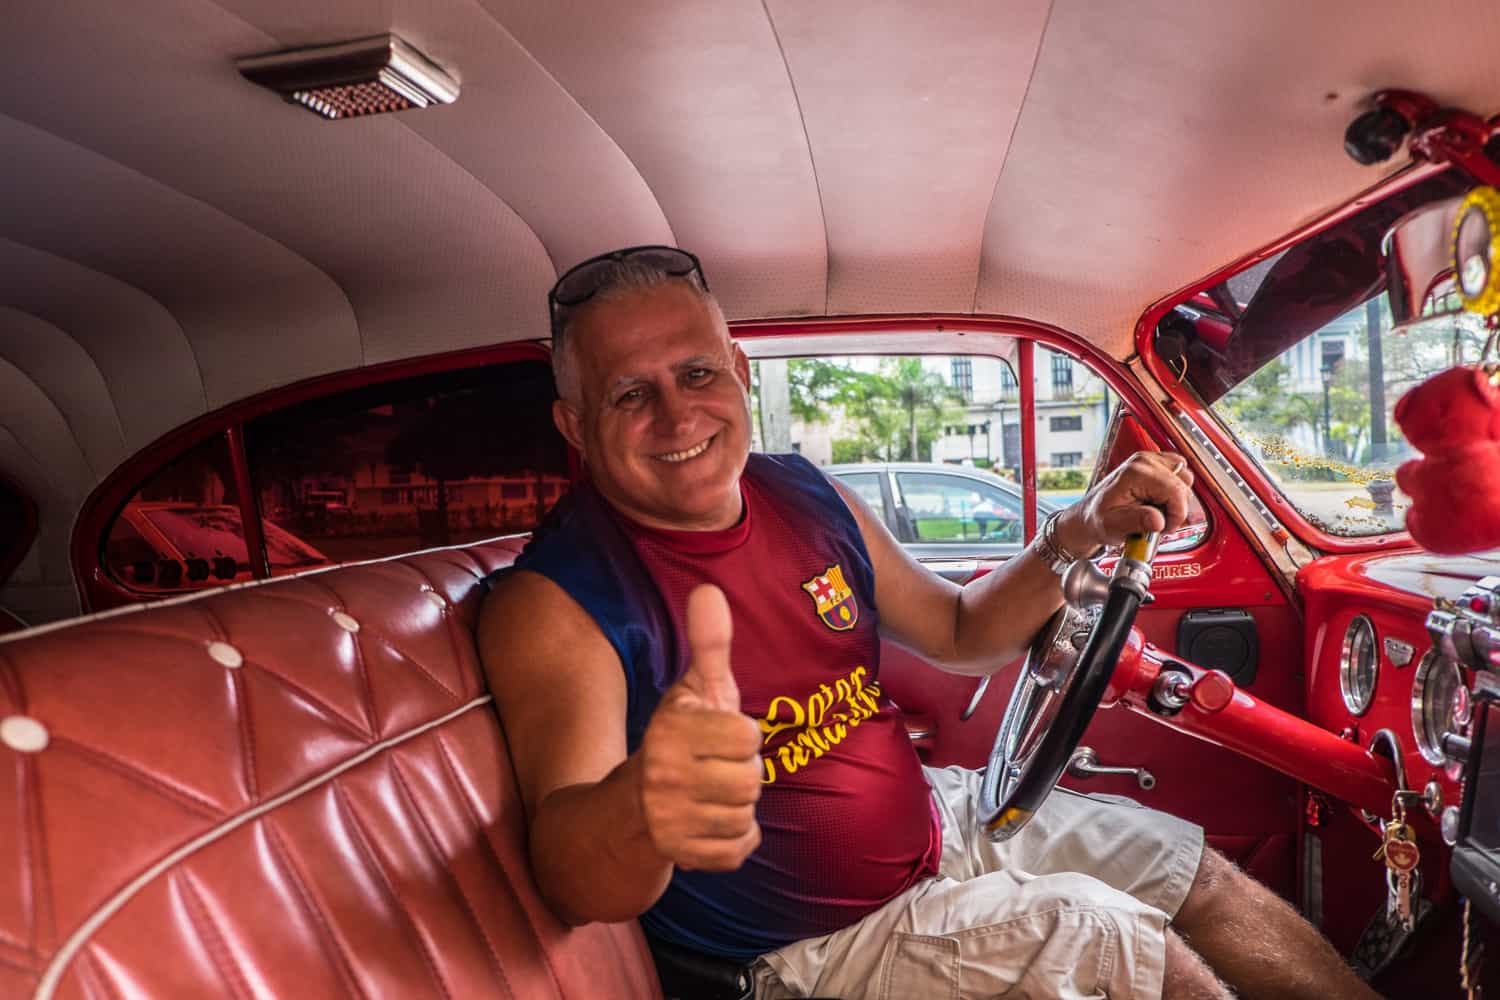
[
  {"x1": 637, "y1": 584, "x2": 763, "y2": 871},
  {"x1": 676, "y1": 584, "x2": 741, "y2": 712}
]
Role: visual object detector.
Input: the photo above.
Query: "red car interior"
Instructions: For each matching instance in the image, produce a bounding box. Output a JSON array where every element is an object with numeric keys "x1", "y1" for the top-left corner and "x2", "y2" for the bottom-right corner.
[
  {"x1": 4, "y1": 4, "x2": 1500, "y2": 989},
  {"x1": 0, "y1": 538, "x2": 662, "y2": 999}
]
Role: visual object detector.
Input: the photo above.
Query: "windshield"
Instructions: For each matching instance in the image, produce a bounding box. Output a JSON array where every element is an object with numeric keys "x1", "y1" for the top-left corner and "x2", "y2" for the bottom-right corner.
[
  {"x1": 1211, "y1": 301, "x2": 1489, "y2": 536},
  {"x1": 1157, "y1": 169, "x2": 1487, "y2": 539}
]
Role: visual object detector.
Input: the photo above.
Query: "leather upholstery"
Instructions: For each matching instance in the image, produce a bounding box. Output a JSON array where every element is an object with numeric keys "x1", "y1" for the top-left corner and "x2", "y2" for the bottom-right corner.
[{"x1": 0, "y1": 538, "x2": 661, "y2": 998}]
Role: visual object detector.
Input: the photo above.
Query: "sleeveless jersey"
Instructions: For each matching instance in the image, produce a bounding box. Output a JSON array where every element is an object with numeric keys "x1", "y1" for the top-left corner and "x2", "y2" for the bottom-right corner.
[{"x1": 511, "y1": 454, "x2": 940, "y2": 960}]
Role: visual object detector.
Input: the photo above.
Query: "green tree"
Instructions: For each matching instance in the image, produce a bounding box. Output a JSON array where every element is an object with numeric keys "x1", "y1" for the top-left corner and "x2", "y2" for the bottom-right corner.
[
  {"x1": 1220, "y1": 360, "x2": 1319, "y2": 436},
  {"x1": 786, "y1": 359, "x2": 875, "y2": 422},
  {"x1": 880, "y1": 358, "x2": 963, "y2": 461},
  {"x1": 831, "y1": 438, "x2": 865, "y2": 464},
  {"x1": 781, "y1": 357, "x2": 964, "y2": 462},
  {"x1": 1379, "y1": 312, "x2": 1491, "y2": 402}
]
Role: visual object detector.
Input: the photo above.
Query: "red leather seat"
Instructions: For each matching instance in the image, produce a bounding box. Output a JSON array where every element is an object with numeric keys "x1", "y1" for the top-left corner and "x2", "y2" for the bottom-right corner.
[{"x1": 0, "y1": 538, "x2": 661, "y2": 999}]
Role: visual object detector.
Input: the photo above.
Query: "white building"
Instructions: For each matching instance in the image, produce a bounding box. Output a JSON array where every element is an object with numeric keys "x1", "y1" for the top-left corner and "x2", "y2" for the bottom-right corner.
[{"x1": 927, "y1": 352, "x2": 1114, "y2": 475}]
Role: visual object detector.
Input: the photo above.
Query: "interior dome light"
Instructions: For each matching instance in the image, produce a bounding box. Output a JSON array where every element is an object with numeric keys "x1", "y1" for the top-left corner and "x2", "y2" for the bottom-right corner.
[{"x1": 237, "y1": 34, "x2": 459, "y2": 121}]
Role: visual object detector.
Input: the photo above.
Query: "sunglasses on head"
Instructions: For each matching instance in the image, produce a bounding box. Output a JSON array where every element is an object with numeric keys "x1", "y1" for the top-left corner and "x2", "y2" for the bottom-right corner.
[{"x1": 547, "y1": 245, "x2": 709, "y2": 337}]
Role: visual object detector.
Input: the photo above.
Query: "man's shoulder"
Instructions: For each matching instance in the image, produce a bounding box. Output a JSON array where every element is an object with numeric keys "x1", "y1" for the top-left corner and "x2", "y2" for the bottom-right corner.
[
  {"x1": 747, "y1": 450, "x2": 821, "y2": 479},
  {"x1": 478, "y1": 567, "x2": 610, "y2": 666},
  {"x1": 746, "y1": 451, "x2": 844, "y2": 502},
  {"x1": 479, "y1": 567, "x2": 584, "y2": 632},
  {"x1": 747, "y1": 453, "x2": 861, "y2": 530}
]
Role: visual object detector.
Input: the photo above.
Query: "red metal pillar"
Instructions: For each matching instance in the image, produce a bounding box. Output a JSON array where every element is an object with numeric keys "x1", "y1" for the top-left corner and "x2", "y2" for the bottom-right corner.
[{"x1": 1018, "y1": 340, "x2": 1038, "y2": 541}]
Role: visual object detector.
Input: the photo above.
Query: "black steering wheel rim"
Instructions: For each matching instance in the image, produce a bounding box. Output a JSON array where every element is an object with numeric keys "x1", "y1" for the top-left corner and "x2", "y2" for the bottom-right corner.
[{"x1": 978, "y1": 553, "x2": 1153, "y2": 841}]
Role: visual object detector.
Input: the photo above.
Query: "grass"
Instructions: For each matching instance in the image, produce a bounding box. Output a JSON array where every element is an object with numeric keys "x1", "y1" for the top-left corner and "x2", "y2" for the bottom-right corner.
[{"x1": 912, "y1": 517, "x2": 1022, "y2": 543}]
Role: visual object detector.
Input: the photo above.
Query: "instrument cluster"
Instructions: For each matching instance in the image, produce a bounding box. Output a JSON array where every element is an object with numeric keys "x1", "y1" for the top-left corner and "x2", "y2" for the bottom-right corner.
[
  {"x1": 1323, "y1": 576, "x2": 1500, "y2": 827},
  {"x1": 1335, "y1": 611, "x2": 1471, "y2": 772}
]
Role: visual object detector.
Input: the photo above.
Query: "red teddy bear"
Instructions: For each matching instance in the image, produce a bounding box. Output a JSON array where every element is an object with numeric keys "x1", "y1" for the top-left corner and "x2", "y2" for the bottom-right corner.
[{"x1": 1394, "y1": 365, "x2": 1500, "y2": 554}]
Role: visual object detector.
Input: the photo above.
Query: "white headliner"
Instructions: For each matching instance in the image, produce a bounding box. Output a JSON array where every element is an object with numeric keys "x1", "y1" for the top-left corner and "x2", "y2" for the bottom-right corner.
[{"x1": 3, "y1": 0, "x2": 1500, "y2": 621}]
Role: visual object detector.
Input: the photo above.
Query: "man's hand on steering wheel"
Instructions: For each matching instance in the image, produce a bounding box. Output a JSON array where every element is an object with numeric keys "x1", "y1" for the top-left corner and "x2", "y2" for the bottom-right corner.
[{"x1": 1054, "y1": 451, "x2": 1195, "y2": 556}]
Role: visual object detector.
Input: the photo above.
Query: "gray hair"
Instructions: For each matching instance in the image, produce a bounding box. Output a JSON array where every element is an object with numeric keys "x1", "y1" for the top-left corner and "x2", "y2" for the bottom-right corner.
[{"x1": 551, "y1": 258, "x2": 715, "y2": 403}]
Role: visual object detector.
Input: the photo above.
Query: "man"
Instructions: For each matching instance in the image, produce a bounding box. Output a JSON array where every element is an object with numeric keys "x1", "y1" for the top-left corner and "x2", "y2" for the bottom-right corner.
[{"x1": 478, "y1": 246, "x2": 1376, "y2": 999}]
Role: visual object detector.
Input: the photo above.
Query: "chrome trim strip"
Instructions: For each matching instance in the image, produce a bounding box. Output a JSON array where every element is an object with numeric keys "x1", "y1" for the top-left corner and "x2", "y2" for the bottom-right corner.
[{"x1": 1172, "y1": 411, "x2": 1281, "y2": 531}]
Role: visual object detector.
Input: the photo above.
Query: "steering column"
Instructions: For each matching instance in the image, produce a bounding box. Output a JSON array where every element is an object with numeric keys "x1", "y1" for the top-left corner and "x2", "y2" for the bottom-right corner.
[{"x1": 978, "y1": 531, "x2": 1161, "y2": 840}]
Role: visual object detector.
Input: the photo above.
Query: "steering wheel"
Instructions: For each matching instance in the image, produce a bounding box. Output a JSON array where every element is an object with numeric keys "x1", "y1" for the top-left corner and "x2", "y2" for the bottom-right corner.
[{"x1": 978, "y1": 530, "x2": 1160, "y2": 841}]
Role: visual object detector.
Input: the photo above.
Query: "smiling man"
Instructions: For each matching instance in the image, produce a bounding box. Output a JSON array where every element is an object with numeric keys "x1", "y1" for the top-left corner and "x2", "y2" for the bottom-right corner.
[{"x1": 477, "y1": 247, "x2": 1376, "y2": 1000}]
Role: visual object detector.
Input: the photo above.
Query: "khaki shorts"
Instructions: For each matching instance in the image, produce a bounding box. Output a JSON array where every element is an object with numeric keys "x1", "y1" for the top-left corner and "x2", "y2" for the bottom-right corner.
[{"x1": 754, "y1": 765, "x2": 1204, "y2": 1000}]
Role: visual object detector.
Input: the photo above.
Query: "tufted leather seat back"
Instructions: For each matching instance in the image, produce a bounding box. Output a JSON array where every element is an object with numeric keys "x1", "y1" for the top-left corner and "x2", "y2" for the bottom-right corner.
[{"x1": 0, "y1": 538, "x2": 661, "y2": 999}]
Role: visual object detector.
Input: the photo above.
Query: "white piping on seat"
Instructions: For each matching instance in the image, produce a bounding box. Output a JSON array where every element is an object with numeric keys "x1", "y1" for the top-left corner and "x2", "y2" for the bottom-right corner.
[
  {"x1": 35, "y1": 695, "x2": 494, "y2": 1000},
  {"x1": 0, "y1": 531, "x2": 530, "y2": 646}
]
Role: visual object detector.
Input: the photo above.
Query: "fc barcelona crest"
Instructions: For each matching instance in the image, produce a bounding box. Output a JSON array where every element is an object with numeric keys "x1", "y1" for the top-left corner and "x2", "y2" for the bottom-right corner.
[{"x1": 801, "y1": 564, "x2": 859, "y2": 631}]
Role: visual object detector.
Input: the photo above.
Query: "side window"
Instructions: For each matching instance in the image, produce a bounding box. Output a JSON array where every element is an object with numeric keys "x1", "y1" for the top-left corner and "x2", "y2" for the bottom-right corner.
[
  {"x1": 894, "y1": 472, "x2": 1023, "y2": 544},
  {"x1": 746, "y1": 346, "x2": 1206, "y2": 558},
  {"x1": 102, "y1": 434, "x2": 252, "y2": 593},
  {"x1": 245, "y1": 361, "x2": 568, "y2": 572},
  {"x1": 833, "y1": 472, "x2": 885, "y2": 516}
]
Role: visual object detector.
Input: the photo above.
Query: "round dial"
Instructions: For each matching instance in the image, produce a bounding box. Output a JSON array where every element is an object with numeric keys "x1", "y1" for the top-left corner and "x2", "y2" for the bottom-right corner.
[
  {"x1": 1412, "y1": 650, "x2": 1465, "y2": 766},
  {"x1": 1339, "y1": 615, "x2": 1378, "y2": 716}
]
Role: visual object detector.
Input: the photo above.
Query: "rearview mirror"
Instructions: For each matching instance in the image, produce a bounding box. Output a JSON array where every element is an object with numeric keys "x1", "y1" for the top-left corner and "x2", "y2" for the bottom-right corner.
[{"x1": 1383, "y1": 187, "x2": 1500, "y2": 328}]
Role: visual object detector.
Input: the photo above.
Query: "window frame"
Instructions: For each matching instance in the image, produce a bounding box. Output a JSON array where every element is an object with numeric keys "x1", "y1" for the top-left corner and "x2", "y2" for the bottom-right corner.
[
  {"x1": 1049, "y1": 415, "x2": 1083, "y2": 433},
  {"x1": 1050, "y1": 353, "x2": 1074, "y2": 397},
  {"x1": 950, "y1": 357, "x2": 974, "y2": 401},
  {"x1": 999, "y1": 364, "x2": 1019, "y2": 401}
]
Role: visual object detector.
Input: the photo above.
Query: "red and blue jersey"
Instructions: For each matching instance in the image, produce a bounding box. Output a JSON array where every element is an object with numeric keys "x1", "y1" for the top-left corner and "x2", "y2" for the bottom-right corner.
[{"x1": 512, "y1": 454, "x2": 940, "y2": 960}]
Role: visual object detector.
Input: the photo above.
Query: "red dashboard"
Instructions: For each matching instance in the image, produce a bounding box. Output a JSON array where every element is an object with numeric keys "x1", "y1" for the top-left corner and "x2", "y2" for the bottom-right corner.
[
  {"x1": 1301, "y1": 551, "x2": 1497, "y2": 821},
  {"x1": 1296, "y1": 550, "x2": 1500, "y2": 959}
]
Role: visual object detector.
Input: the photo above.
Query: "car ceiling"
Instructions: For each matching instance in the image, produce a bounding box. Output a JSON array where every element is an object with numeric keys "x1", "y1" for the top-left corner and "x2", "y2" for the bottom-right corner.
[{"x1": 2, "y1": 0, "x2": 1500, "y2": 622}]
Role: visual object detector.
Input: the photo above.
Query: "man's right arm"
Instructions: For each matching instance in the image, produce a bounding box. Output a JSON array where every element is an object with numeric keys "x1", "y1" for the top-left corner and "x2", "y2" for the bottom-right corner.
[{"x1": 478, "y1": 571, "x2": 761, "y2": 926}]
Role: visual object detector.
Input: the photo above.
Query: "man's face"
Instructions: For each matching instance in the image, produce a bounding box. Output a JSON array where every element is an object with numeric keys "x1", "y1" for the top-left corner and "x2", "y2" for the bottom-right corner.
[{"x1": 553, "y1": 281, "x2": 753, "y2": 531}]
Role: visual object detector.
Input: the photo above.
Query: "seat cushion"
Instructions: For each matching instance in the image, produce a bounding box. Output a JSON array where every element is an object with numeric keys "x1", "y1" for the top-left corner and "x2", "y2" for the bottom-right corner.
[{"x1": 0, "y1": 538, "x2": 661, "y2": 999}]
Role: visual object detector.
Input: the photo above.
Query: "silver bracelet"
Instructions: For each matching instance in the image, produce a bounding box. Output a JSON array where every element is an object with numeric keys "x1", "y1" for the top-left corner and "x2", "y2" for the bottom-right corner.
[{"x1": 1035, "y1": 511, "x2": 1096, "y2": 576}]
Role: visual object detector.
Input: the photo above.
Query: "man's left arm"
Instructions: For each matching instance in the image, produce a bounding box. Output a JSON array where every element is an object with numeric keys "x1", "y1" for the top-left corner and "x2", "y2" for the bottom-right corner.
[{"x1": 829, "y1": 452, "x2": 1195, "y2": 676}]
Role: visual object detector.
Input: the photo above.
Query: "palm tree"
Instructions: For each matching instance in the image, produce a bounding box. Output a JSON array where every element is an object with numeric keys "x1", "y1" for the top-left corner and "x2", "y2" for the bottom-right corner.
[{"x1": 880, "y1": 358, "x2": 964, "y2": 461}]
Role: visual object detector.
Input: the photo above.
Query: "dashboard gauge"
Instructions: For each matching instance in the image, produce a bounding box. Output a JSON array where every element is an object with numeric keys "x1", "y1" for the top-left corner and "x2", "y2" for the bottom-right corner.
[
  {"x1": 1339, "y1": 616, "x2": 1378, "y2": 716},
  {"x1": 1412, "y1": 650, "x2": 1465, "y2": 765}
]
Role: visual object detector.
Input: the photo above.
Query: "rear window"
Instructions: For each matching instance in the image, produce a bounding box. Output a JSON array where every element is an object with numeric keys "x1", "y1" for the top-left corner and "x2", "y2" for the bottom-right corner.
[
  {"x1": 96, "y1": 357, "x2": 570, "y2": 597},
  {"x1": 245, "y1": 360, "x2": 568, "y2": 571}
]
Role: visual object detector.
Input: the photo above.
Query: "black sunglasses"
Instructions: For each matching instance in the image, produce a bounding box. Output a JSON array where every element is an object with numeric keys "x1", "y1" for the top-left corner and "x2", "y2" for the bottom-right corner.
[{"x1": 547, "y1": 245, "x2": 709, "y2": 336}]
